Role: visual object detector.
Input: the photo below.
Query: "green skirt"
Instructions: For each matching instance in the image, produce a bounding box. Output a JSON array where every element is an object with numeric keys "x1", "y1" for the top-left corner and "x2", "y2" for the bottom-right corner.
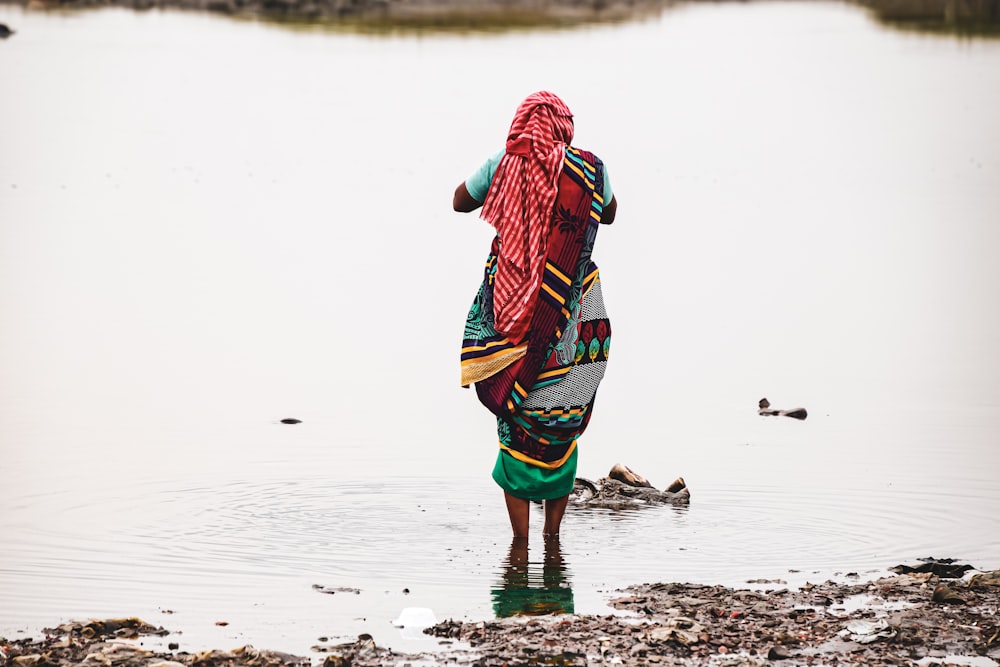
[{"x1": 492, "y1": 447, "x2": 578, "y2": 501}]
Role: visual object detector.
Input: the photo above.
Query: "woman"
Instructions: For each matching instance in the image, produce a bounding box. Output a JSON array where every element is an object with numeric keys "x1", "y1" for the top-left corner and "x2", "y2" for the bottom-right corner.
[{"x1": 454, "y1": 91, "x2": 617, "y2": 538}]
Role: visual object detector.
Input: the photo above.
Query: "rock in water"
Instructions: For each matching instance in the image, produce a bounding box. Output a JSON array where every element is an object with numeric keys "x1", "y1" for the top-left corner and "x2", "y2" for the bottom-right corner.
[
  {"x1": 891, "y1": 558, "x2": 974, "y2": 578},
  {"x1": 665, "y1": 476, "x2": 686, "y2": 493},
  {"x1": 0, "y1": 23, "x2": 15, "y2": 38},
  {"x1": 571, "y1": 465, "x2": 689, "y2": 507},
  {"x1": 758, "y1": 397, "x2": 808, "y2": 420},
  {"x1": 608, "y1": 462, "x2": 653, "y2": 487},
  {"x1": 280, "y1": 417, "x2": 302, "y2": 424}
]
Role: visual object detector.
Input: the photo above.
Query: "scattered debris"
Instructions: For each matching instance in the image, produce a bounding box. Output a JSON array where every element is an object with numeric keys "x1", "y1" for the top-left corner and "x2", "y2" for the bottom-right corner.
[
  {"x1": 428, "y1": 565, "x2": 999, "y2": 666},
  {"x1": 49, "y1": 618, "x2": 169, "y2": 640},
  {"x1": 842, "y1": 618, "x2": 896, "y2": 643},
  {"x1": 312, "y1": 585, "x2": 362, "y2": 595},
  {"x1": 970, "y1": 570, "x2": 1000, "y2": 588},
  {"x1": 4, "y1": 566, "x2": 999, "y2": 667},
  {"x1": 392, "y1": 608, "x2": 438, "y2": 639}
]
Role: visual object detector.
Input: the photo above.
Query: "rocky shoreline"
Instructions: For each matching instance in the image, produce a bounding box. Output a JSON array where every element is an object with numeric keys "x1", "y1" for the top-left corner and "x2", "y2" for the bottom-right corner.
[
  {"x1": 4, "y1": 566, "x2": 998, "y2": 667},
  {"x1": 426, "y1": 569, "x2": 1000, "y2": 666}
]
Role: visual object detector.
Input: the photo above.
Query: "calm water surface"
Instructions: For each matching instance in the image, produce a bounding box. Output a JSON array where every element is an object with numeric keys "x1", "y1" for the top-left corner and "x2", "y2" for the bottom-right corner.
[{"x1": 1, "y1": 1, "x2": 999, "y2": 656}]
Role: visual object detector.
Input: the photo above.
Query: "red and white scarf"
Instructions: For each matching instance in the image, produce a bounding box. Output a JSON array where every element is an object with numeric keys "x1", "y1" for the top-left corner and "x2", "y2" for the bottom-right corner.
[{"x1": 481, "y1": 91, "x2": 575, "y2": 343}]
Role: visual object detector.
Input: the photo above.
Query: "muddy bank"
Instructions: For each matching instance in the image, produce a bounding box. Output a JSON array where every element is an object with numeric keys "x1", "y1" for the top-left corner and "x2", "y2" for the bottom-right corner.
[{"x1": 3, "y1": 567, "x2": 998, "y2": 667}]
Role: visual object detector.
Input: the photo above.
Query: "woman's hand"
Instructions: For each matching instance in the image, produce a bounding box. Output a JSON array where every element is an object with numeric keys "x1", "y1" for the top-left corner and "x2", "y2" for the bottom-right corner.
[{"x1": 453, "y1": 182, "x2": 483, "y2": 213}]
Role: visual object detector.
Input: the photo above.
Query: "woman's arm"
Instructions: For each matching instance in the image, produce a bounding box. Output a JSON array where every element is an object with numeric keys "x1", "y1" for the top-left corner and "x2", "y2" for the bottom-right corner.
[
  {"x1": 453, "y1": 182, "x2": 483, "y2": 213},
  {"x1": 601, "y1": 195, "x2": 617, "y2": 225}
]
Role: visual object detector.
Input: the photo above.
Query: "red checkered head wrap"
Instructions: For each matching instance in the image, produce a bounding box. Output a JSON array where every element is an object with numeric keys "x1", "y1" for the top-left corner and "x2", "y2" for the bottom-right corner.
[{"x1": 481, "y1": 91, "x2": 575, "y2": 342}]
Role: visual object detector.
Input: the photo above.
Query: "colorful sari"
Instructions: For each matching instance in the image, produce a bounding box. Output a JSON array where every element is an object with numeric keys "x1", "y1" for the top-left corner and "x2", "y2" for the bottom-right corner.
[{"x1": 461, "y1": 147, "x2": 611, "y2": 500}]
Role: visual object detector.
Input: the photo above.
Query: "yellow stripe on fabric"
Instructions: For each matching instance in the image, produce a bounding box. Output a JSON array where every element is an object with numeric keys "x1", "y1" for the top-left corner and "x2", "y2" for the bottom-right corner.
[
  {"x1": 590, "y1": 210, "x2": 601, "y2": 222},
  {"x1": 594, "y1": 192, "x2": 604, "y2": 206},
  {"x1": 463, "y1": 338, "x2": 515, "y2": 353},
  {"x1": 460, "y1": 344, "x2": 527, "y2": 387},
  {"x1": 579, "y1": 273, "x2": 600, "y2": 303},
  {"x1": 566, "y1": 149, "x2": 596, "y2": 178},
  {"x1": 499, "y1": 441, "x2": 578, "y2": 470},
  {"x1": 541, "y1": 282, "x2": 562, "y2": 303},
  {"x1": 535, "y1": 367, "x2": 570, "y2": 381},
  {"x1": 545, "y1": 262, "x2": 572, "y2": 286},
  {"x1": 564, "y1": 160, "x2": 586, "y2": 182}
]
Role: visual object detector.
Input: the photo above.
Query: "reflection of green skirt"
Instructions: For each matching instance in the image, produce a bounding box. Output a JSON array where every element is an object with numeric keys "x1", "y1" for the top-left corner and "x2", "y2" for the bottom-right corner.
[
  {"x1": 492, "y1": 579, "x2": 575, "y2": 617},
  {"x1": 492, "y1": 448, "x2": 578, "y2": 501}
]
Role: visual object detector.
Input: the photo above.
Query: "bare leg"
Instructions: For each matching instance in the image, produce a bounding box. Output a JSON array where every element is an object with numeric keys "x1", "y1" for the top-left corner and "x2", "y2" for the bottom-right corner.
[
  {"x1": 542, "y1": 494, "x2": 569, "y2": 536},
  {"x1": 504, "y1": 491, "x2": 530, "y2": 538}
]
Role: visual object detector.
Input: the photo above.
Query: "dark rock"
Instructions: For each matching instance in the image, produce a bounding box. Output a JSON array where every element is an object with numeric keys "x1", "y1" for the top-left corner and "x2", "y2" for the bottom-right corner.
[
  {"x1": 280, "y1": 418, "x2": 302, "y2": 424},
  {"x1": 931, "y1": 584, "x2": 965, "y2": 604},
  {"x1": 891, "y1": 558, "x2": 974, "y2": 578},
  {"x1": 608, "y1": 463, "x2": 653, "y2": 488},
  {"x1": 0, "y1": 23, "x2": 14, "y2": 38}
]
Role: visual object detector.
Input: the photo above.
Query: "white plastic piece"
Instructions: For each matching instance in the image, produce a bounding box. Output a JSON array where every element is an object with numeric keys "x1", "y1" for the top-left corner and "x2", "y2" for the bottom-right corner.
[{"x1": 392, "y1": 607, "x2": 438, "y2": 640}]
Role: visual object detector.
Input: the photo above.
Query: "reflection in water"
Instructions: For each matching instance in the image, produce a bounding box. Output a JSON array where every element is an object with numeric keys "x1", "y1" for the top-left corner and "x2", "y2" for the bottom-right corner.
[{"x1": 492, "y1": 537, "x2": 574, "y2": 617}]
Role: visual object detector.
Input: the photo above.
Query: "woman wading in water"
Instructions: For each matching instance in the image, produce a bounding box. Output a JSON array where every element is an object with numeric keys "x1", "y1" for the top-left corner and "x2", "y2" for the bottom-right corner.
[{"x1": 454, "y1": 91, "x2": 617, "y2": 538}]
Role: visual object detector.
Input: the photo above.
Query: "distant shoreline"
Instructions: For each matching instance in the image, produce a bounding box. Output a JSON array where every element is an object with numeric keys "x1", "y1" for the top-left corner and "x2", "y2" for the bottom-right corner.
[
  {"x1": 1, "y1": 0, "x2": 998, "y2": 34},
  {"x1": 0, "y1": 0, "x2": 675, "y2": 30}
]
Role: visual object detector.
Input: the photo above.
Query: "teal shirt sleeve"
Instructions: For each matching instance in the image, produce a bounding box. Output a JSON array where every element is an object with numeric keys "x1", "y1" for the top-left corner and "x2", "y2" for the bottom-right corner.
[
  {"x1": 601, "y1": 162, "x2": 613, "y2": 204},
  {"x1": 464, "y1": 148, "x2": 614, "y2": 205},
  {"x1": 465, "y1": 148, "x2": 505, "y2": 203}
]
